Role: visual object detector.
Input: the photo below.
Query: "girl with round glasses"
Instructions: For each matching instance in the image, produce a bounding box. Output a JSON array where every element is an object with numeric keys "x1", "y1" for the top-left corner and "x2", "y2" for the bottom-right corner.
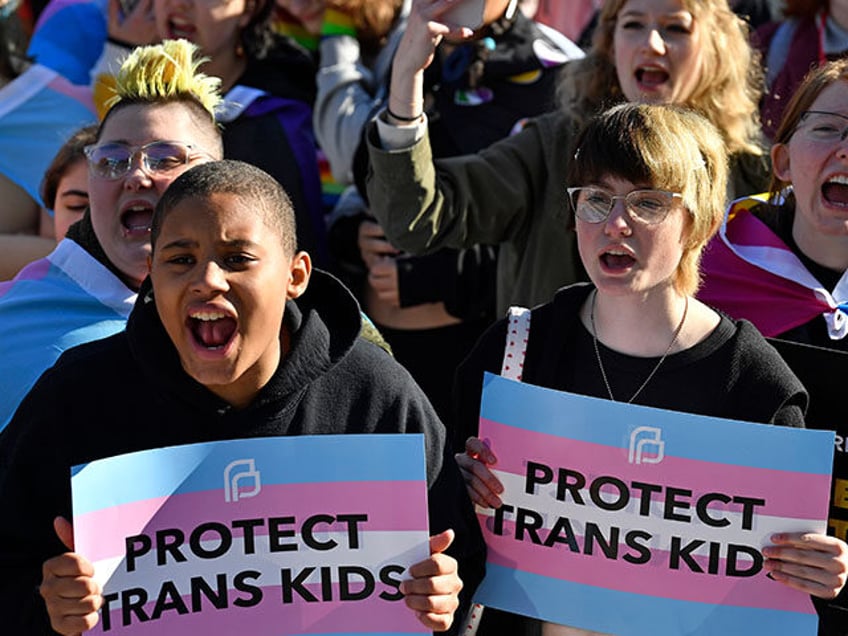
[
  {"x1": 453, "y1": 102, "x2": 848, "y2": 635},
  {"x1": 365, "y1": 0, "x2": 769, "y2": 316},
  {"x1": 701, "y1": 58, "x2": 848, "y2": 353},
  {"x1": 699, "y1": 63, "x2": 848, "y2": 635}
]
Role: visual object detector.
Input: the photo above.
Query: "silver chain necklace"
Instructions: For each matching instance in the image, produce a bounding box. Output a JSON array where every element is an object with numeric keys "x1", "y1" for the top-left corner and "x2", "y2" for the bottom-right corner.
[{"x1": 590, "y1": 290, "x2": 689, "y2": 403}]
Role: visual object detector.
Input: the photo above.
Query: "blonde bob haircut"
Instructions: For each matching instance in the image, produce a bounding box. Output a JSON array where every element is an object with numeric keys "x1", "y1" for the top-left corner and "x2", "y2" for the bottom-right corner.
[
  {"x1": 558, "y1": 0, "x2": 764, "y2": 157},
  {"x1": 99, "y1": 40, "x2": 223, "y2": 142},
  {"x1": 567, "y1": 103, "x2": 728, "y2": 296}
]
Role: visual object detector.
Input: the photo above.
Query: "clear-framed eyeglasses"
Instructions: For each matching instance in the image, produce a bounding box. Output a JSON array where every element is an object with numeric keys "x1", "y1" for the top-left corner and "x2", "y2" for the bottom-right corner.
[
  {"x1": 793, "y1": 110, "x2": 848, "y2": 143},
  {"x1": 567, "y1": 187, "x2": 683, "y2": 225},
  {"x1": 84, "y1": 140, "x2": 209, "y2": 180}
]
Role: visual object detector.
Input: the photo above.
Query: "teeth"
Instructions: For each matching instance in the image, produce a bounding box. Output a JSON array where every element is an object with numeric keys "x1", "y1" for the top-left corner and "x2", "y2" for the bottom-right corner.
[
  {"x1": 190, "y1": 311, "x2": 227, "y2": 321},
  {"x1": 606, "y1": 249, "x2": 630, "y2": 256},
  {"x1": 827, "y1": 175, "x2": 848, "y2": 185}
]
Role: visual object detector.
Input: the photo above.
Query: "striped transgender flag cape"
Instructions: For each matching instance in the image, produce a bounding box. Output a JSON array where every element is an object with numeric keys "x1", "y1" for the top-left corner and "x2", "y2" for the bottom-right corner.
[
  {"x1": 700, "y1": 195, "x2": 848, "y2": 340},
  {"x1": 0, "y1": 239, "x2": 134, "y2": 431},
  {"x1": 0, "y1": 63, "x2": 96, "y2": 206}
]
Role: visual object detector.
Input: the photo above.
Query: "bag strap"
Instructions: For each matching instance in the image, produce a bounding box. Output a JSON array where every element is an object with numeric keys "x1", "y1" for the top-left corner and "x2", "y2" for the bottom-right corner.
[
  {"x1": 462, "y1": 307, "x2": 532, "y2": 636},
  {"x1": 501, "y1": 306, "x2": 531, "y2": 381}
]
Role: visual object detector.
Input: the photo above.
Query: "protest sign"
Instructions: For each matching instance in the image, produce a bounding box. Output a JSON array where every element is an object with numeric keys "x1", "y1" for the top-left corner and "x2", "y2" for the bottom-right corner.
[
  {"x1": 768, "y1": 337, "x2": 848, "y2": 542},
  {"x1": 71, "y1": 434, "x2": 431, "y2": 635},
  {"x1": 473, "y1": 372, "x2": 835, "y2": 635}
]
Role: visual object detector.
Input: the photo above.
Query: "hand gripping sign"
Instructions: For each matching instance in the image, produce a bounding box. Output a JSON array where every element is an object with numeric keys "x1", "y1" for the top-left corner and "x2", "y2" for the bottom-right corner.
[
  {"x1": 472, "y1": 373, "x2": 835, "y2": 636},
  {"x1": 71, "y1": 434, "x2": 431, "y2": 635}
]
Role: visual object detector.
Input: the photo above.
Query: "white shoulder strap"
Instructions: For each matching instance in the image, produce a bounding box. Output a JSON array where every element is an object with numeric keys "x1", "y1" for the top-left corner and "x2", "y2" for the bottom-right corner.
[
  {"x1": 463, "y1": 306, "x2": 531, "y2": 636},
  {"x1": 501, "y1": 306, "x2": 531, "y2": 381}
]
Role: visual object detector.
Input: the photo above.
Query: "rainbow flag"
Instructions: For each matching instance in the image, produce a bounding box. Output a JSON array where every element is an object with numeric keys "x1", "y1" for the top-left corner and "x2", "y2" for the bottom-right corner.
[
  {"x1": 72, "y1": 434, "x2": 431, "y2": 635},
  {"x1": 474, "y1": 373, "x2": 833, "y2": 635}
]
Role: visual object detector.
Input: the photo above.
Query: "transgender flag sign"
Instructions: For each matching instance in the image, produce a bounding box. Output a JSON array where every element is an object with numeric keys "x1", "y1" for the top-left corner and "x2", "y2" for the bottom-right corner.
[
  {"x1": 71, "y1": 435, "x2": 431, "y2": 635},
  {"x1": 473, "y1": 373, "x2": 835, "y2": 636}
]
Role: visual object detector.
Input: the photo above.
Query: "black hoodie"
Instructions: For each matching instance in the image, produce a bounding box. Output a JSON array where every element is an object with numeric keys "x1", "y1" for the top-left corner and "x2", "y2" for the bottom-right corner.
[{"x1": 0, "y1": 270, "x2": 484, "y2": 634}]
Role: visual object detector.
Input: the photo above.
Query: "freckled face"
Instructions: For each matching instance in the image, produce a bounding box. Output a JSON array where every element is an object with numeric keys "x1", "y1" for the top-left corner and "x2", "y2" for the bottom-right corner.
[
  {"x1": 149, "y1": 193, "x2": 310, "y2": 407},
  {"x1": 613, "y1": 0, "x2": 703, "y2": 105}
]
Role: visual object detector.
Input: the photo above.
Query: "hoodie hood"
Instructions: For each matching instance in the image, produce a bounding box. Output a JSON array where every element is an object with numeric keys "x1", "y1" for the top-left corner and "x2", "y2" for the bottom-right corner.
[{"x1": 126, "y1": 269, "x2": 363, "y2": 417}]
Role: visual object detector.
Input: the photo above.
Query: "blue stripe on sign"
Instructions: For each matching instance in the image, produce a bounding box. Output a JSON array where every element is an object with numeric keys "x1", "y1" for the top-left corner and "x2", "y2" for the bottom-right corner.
[
  {"x1": 480, "y1": 372, "x2": 833, "y2": 474},
  {"x1": 72, "y1": 434, "x2": 426, "y2": 514},
  {"x1": 474, "y1": 563, "x2": 817, "y2": 636}
]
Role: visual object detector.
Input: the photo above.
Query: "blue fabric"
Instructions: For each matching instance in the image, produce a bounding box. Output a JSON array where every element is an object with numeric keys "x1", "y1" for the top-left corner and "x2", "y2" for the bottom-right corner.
[
  {"x1": 0, "y1": 240, "x2": 135, "y2": 430},
  {"x1": 0, "y1": 65, "x2": 96, "y2": 205},
  {"x1": 27, "y1": 0, "x2": 107, "y2": 84}
]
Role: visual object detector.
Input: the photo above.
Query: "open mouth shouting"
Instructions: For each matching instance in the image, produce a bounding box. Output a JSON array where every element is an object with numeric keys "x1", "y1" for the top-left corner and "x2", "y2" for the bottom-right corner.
[
  {"x1": 600, "y1": 247, "x2": 637, "y2": 273},
  {"x1": 188, "y1": 308, "x2": 238, "y2": 353},
  {"x1": 635, "y1": 65, "x2": 670, "y2": 91},
  {"x1": 120, "y1": 202, "x2": 154, "y2": 239},
  {"x1": 822, "y1": 175, "x2": 848, "y2": 208},
  {"x1": 166, "y1": 15, "x2": 197, "y2": 41}
]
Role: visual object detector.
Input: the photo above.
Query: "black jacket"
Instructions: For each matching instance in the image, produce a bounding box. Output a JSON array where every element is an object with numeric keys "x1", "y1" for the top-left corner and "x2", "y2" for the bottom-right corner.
[{"x1": 0, "y1": 270, "x2": 484, "y2": 634}]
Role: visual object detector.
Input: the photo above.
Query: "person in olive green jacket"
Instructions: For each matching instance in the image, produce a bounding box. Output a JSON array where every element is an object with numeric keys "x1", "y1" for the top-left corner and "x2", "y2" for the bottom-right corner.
[{"x1": 366, "y1": 0, "x2": 770, "y2": 314}]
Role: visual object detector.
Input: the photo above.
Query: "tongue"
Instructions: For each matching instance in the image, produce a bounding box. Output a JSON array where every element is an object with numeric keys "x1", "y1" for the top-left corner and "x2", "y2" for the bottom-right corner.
[
  {"x1": 122, "y1": 208, "x2": 153, "y2": 231},
  {"x1": 823, "y1": 182, "x2": 848, "y2": 206},
  {"x1": 194, "y1": 318, "x2": 237, "y2": 348},
  {"x1": 603, "y1": 253, "x2": 635, "y2": 269},
  {"x1": 639, "y1": 69, "x2": 668, "y2": 86}
]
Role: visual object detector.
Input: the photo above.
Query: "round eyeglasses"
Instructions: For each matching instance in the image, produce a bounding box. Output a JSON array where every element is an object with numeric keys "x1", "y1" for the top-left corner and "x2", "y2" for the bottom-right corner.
[
  {"x1": 793, "y1": 110, "x2": 848, "y2": 143},
  {"x1": 567, "y1": 187, "x2": 683, "y2": 225},
  {"x1": 84, "y1": 140, "x2": 208, "y2": 180}
]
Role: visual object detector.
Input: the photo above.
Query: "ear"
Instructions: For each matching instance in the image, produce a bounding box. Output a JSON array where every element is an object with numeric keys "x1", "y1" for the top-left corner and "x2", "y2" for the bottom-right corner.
[
  {"x1": 147, "y1": 254, "x2": 153, "y2": 274},
  {"x1": 286, "y1": 251, "x2": 312, "y2": 300},
  {"x1": 771, "y1": 142, "x2": 792, "y2": 183}
]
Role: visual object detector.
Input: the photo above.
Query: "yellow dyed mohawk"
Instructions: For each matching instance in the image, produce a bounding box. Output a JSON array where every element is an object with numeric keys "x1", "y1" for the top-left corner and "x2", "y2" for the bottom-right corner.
[{"x1": 95, "y1": 39, "x2": 222, "y2": 121}]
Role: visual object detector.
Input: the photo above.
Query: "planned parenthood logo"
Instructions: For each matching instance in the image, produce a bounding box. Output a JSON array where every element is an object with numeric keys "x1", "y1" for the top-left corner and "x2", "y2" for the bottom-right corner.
[
  {"x1": 628, "y1": 426, "x2": 665, "y2": 465},
  {"x1": 223, "y1": 459, "x2": 262, "y2": 502}
]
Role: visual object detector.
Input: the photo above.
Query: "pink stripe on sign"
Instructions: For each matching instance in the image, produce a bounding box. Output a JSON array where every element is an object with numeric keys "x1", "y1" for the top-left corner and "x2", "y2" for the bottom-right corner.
[
  {"x1": 88, "y1": 582, "x2": 423, "y2": 635},
  {"x1": 76, "y1": 481, "x2": 427, "y2": 564},
  {"x1": 479, "y1": 419, "x2": 830, "y2": 520},
  {"x1": 482, "y1": 517, "x2": 814, "y2": 614}
]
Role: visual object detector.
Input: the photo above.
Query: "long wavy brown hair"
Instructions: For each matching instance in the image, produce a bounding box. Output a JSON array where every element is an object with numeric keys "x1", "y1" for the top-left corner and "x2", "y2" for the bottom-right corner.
[{"x1": 557, "y1": 0, "x2": 765, "y2": 157}]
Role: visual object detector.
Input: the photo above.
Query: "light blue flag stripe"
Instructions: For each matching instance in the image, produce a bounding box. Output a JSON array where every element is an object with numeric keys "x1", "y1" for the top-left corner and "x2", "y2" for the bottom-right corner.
[
  {"x1": 480, "y1": 373, "x2": 833, "y2": 474},
  {"x1": 72, "y1": 434, "x2": 426, "y2": 514},
  {"x1": 475, "y1": 563, "x2": 817, "y2": 636}
]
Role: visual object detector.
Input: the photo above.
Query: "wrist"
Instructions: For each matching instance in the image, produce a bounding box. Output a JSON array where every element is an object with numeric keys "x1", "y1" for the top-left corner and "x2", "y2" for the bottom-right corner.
[{"x1": 386, "y1": 104, "x2": 423, "y2": 124}]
